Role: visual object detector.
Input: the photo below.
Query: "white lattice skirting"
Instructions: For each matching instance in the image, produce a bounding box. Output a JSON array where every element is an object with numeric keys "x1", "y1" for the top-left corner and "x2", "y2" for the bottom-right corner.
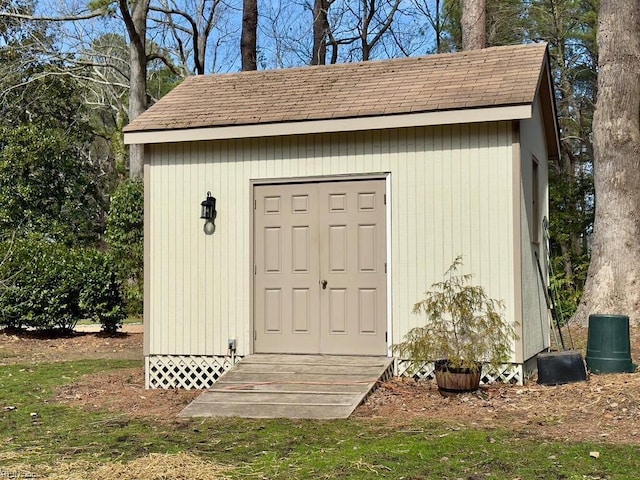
[
  {"x1": 395, "y1": 359, "x2": 524, "y2": 385},
  {"x1": 146, "y1": 355, "x2": 240, "y2": 389},
  {"x1": 145, "y1": 355, "x2": 524, "y2": 389}
]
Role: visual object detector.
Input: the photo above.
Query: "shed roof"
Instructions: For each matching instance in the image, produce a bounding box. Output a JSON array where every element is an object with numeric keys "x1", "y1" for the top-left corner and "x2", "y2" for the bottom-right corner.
[{"x1": 125, "y1": 43, "x2": 549, "y2": 133}]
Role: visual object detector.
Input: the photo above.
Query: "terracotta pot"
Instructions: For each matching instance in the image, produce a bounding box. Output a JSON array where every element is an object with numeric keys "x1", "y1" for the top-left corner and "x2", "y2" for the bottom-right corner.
[{"x1": 434, "y1": 359, "x2": 481, "y2": 397}]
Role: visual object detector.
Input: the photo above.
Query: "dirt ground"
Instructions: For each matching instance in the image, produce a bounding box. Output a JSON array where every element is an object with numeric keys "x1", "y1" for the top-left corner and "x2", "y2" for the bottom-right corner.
[
  {"x1": 1, "y1": 324, "x2": 639, "y2": 445},
  {"x1": 356, "y1": 327, "x2": 640, "y2": 444},
  {"x1": 0, "y1": 324, "x2": 144, "y2": 365}
]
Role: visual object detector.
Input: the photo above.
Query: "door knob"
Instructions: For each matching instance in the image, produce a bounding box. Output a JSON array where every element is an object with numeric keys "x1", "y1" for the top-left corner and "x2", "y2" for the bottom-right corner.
[{"x1": 321, "y1": 279, "x2": 328, "y2": 289}]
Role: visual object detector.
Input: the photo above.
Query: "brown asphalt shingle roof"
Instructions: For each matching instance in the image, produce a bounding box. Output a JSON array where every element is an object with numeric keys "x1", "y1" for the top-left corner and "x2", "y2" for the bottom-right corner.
[{"x1": 124, "y1": 43, "x2": 548, "y2": 133}]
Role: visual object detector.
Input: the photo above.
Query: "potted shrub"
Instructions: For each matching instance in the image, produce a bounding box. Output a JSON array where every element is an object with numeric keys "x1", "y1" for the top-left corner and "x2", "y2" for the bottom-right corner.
[{"x1": 394, "y1": 256, "x2": 518, "y2": 396}]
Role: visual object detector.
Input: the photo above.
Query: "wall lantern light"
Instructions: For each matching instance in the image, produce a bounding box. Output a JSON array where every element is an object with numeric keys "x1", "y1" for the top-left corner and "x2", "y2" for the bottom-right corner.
[{"x1": 200, "y1": 191, "x2": 217, "y2": 235}]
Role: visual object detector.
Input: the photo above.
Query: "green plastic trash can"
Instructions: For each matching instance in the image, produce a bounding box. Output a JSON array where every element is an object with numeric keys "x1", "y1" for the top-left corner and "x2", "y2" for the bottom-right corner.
[{"x1": 585, "y1": 314, "x2": 635, "y2": 374}]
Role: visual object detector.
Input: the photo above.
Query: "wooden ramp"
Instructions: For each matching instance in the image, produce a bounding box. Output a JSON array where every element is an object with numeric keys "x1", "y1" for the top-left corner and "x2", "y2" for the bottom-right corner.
[{"x1": 179, "y1": 354, "x2": 393, "y2": 420}]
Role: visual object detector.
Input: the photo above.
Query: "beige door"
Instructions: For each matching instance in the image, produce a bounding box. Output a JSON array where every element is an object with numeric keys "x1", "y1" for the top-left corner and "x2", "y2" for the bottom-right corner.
[{"x1": 253, "y1": 179, "x2": 387, "y2": 355}]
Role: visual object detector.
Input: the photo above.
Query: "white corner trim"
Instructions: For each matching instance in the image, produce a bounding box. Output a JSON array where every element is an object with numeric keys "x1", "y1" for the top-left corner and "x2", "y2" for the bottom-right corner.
[
  {"x1": 385, "y1": 173, "x2": 393, "y2": 357},
  {"x1": 124, "y1": 105, "x2": 532, "y2": 145}
]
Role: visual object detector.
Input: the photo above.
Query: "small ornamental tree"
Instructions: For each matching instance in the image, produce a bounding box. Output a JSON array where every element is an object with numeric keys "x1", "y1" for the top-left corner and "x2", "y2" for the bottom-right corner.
[{"x1": 394, "y1": 256, "x2": 518, "y2": 373}]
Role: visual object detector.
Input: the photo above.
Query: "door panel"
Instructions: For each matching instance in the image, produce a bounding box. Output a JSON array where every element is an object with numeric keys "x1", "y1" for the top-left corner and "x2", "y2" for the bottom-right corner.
[
  {"x1": 292, "y1": 288, "x2": 311, "y2": 332},
  {"x1": 254, "y1": 184, "x2": 320, "y2": 353},
  {"x1": 328, "y1": 226, "x2": 347, "y2": 272},
  {"x1": 318, "y1": 180, "x2": 387, "y2": 355},
  {"x1": 254, "y1": 179, "x2": 387, "y2": 355},
  {"x1": 359, "y1": 289, "x2": 377, "y2": 333},
  {"x1": 264, "y1": 289, "x2": 282, "y2": 332}
]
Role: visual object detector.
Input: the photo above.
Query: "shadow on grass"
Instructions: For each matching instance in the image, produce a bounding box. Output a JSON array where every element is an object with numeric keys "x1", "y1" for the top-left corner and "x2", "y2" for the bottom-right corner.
[{"x1": 1, "y1": 327, "x2": 132, "y2": 339}]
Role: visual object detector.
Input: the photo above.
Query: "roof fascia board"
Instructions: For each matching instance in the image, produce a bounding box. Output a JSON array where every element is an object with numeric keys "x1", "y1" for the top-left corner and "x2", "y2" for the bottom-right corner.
[
  {"x1": 124, "y1": 104, "x2": 532, "y2": 145},
  {"x1": 540, "y1": 52, "x2": 561, "y2": 161}
]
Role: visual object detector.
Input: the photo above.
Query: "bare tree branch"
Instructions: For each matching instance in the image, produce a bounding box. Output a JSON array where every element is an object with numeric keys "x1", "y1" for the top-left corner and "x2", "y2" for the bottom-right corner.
[{"x1": 0, "y1": 9, "x2": 108, "y2": 22}]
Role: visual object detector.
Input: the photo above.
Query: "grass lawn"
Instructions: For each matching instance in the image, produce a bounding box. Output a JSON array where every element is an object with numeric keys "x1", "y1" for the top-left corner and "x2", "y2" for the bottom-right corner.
[{"x1": 1, "y1": 360, "x2": 639, "y2": 479}]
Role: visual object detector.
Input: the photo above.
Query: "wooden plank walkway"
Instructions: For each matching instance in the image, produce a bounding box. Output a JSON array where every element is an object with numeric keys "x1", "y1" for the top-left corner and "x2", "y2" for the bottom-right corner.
[{"x1": 179, "y1": 354, "x2": 394, "y2": 419}]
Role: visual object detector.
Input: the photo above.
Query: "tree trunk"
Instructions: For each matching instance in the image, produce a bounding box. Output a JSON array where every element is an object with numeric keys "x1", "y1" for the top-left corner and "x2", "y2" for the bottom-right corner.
[
  {"x1": 359, "y1": 0, "x2": 400, "y2": 61},
  {"x1": 120, "y1": 0, "x2": 149, "y2": 180},
  {"x1": 461, "y1": 0, "x2": 485, "y2": 50},
  {"x1": 573, "y1": 0, "x2": 640, "y2": 325},
  {"x1": 361, "y1": 0, "x2": 372, "y2": 61},
  {"x1": 434, "y1": 0, "x2": 442, "y2": 53},
  {"x1": 241, "y1": 0, "x2": 258, "y2": 71},
  {"x1": 311, "y1": 0, "x2": 329, "y2": 65},
  {"x1": 195, "y1": 34, "x2": 206, "y2": 74}
]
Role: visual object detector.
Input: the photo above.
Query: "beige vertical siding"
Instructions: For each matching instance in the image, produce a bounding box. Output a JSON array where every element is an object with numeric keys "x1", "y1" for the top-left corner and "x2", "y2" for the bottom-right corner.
[
  {"x1": 519, "y1": 94, "x2": 552, "y2": 360},
  {"x1": 146, "y1": 122, "x2": 516, "y2": 357}
]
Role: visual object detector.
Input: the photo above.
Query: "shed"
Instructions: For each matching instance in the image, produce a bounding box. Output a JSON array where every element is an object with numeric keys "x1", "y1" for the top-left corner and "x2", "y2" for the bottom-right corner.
[{"x1": 124, "y1": 43, "x2": 559, "y2": 389}]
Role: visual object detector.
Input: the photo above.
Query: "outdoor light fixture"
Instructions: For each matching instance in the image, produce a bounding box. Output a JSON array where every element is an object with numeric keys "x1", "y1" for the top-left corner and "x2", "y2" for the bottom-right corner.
[{"x1": 200, "y1": 191, "x2": 217, "y2": 235}]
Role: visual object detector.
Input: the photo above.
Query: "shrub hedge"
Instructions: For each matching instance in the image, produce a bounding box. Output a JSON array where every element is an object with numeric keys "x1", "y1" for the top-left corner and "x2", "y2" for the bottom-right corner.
[
  {"x1": 105, "y1": 179, "x2": 143, "y2": 316},
  {"x1": 0, "y1": 236, "x2": 125, "y2": 332}
]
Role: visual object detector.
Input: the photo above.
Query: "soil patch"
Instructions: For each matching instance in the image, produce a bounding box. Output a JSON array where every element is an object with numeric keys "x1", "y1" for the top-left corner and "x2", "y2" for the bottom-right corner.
[
  {"x1": 55, "y1": 367, "x2": 200, "y2": 420},
  {"x1": 0, "y1": 327, "x2": 143, "y2": 365},
  {"x1": 356, "y1": 325, "x2": 640, "y2": 444},
  {"x1": 354, "y1": 371, "x2": 640, "y2": 444}
]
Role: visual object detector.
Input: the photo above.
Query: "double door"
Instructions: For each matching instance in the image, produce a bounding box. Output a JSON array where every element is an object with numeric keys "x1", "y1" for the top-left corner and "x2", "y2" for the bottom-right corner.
[{"x1": 253, "y1": 179, "x2": 387, "y2": 355}]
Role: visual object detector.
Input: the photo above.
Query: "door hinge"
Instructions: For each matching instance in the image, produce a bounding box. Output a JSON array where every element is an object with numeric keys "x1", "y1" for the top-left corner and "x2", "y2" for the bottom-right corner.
[
  {"x1": 385, "y1": 332, "x2": 388, "y2": 342},
  {"x1": 384, "y1": 194, "x2": 386, "y2": 205},
  {"x1": 384, "y1": 262, "x2": 387, "y2": 274},
  {"x1": 254, "y1": 330, "x2": 257, "y2": 341},
  {"x1": 254, "y1": 264, "x2": 257, "y2": 275},
  {"x1": 254, "y1": 199, "x2": 257, "y2": 210}
]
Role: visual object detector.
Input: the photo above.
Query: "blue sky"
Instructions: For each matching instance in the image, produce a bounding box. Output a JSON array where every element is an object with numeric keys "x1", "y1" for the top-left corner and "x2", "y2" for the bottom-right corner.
[{"x1": 25, "y1": 0, "x2": 441, "y2": 75}]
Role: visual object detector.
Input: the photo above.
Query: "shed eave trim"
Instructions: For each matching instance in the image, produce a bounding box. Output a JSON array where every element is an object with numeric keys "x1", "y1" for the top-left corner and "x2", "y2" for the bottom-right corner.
[{"x1": 124, "y1": 104, "x2": 532, "y2": 145}]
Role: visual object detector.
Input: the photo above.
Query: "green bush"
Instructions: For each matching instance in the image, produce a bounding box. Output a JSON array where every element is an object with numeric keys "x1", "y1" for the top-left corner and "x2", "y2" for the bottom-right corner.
[
  {"x1": 0, "y1": 125, "x2": 104, "y2": 246},
  {"x1": 105, "y1": 179, "x2": 144, "y2": 316},
  {"x1": 78, "y1": 249, "x2": 125, "y2": 333},
  {"x1": 0, "y1": 237, "x2": 79, "y2": 330},
  {"x1": 0, "y1": 236, "x2": 125, "y2": 332}
]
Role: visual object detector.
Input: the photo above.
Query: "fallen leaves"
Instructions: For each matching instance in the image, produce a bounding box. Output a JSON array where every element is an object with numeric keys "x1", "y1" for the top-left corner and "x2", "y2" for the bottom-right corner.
[{"x1": 356, "y1": 326, "x2": 640, "y2": 445}]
